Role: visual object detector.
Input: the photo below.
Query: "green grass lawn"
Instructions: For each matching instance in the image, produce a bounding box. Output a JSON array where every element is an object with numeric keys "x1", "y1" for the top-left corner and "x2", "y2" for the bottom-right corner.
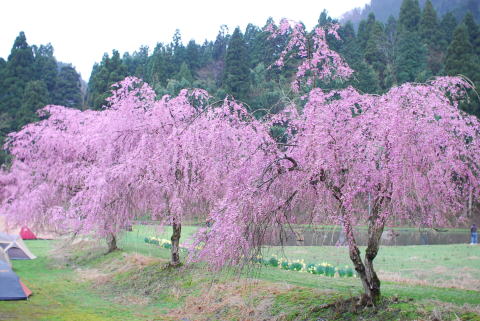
[
  {"x1": 264, "y1": 244, "x2": 480, "y2": 289},
  {"x1": 128, "y1": 225, "x2": 480, "y2": 291},
  {"x1": 0, "y1": 241, "x2": 147, "y2": 321},
  {"x1": 0, "y1": 226, "x2": 479, "y2": 320},
  {"x1": 118, "y1": 224, "x2": 198, "y2": 259}
]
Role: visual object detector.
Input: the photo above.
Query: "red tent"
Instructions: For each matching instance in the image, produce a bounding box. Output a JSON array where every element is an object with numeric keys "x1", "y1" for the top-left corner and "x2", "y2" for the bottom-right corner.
[
  {"x1": 19, "y1": 280, "x2": 32, "y2": 297},
  {"x1": 19, "y1": 227, "x2": 37, "y2": 240}
]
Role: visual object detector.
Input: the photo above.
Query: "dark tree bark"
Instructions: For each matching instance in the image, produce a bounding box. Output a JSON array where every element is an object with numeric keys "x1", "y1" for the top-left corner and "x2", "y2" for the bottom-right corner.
[
  {"x1": 106, "y1": 233, "x2": 118, "y2": 253},
  {"x1": 341, "y1": 199, "x2": 386, "y2": 306},
  {"x1": 170, "y1": 222, "x2": 182, "y2": 266}
]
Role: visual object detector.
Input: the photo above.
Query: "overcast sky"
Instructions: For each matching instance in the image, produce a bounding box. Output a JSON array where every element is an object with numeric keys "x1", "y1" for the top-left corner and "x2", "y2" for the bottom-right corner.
[{"x1": 1, "y1": 0, "x2": 370, "y2": 81}]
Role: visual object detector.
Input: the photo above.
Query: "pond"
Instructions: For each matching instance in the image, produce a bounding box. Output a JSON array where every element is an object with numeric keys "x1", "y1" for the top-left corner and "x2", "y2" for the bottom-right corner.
[{"x1": 265, "y1": 227, "x2": 470, "y2": 246}]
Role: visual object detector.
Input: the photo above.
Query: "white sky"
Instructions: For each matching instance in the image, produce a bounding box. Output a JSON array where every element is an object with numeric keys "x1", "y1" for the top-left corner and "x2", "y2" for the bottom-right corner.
[{"x1": 1, "y1": 0, "x2": 370, "y2": 81}]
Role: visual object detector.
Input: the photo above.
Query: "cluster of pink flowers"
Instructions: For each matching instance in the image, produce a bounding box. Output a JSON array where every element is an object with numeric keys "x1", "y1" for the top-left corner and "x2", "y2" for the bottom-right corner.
[
  {"x1": 266, "y1": 19, "x2": 353, "y2": 92},
  {"x1": 0, "y1": 77, "x2": 277, "y2": 243},
  {"x1": 0, "y1": 21, "x2": 479, "y2": 295}
]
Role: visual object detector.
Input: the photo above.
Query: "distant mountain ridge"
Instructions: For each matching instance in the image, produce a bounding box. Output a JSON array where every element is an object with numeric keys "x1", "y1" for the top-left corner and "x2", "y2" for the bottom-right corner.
[{"x1": 341, "y1": 0, "x2": 479, "y2": 26}]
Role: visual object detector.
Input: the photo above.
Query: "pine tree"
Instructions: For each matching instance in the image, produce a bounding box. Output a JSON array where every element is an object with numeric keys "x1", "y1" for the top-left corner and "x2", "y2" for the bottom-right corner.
[
  {"x1": 1, "y1": 32, "x2": 35, "y2": 117},
  {"x1": 185, "y1": 40, "x2": 200, "y2": 71},
  {"x1": 420, "y1": 0, "x2": 440, "y2": 47},
  {"x1": 445, "y1": 23, "x2": 480, "y2": 116},
  {"x1": 248, "y1": 63, "x2": 285, "y2": 117},
  {"x1": 53, "y1": 65, "x2": 83, "y2": 108},
  {"x1": 340, "y1": 22, "x2": 381, "y2": 93},
  {"x1": 384, "y1": 16, "x2": 398, "y2": 86},
  {"x1": 198, "y1": 40, "x2": 214, "y2": 66},
  {"x1": 250, "y1": 18, "x2": 286, "y2": 68},
  {"x1": 175, "y1": 62, "x2": 194, "y2": 83},
  {"x1": 340, "y1": 21, "x2": 356, "y2": 43},
  {"x1": 0, "y1": 58, "x2": 7, "y2": 110},
  {"x1": 357, "y1": 14, "x2": 377, "y2": 51},
  {"x1": 213, "y1": 25, "x2": 229, "y2": 61},
  {"x1": 0, "y1": 58, "x2": 10, "y2": 138},
  {"x1": 396, "y1": 0, "x2": 426, "y2": 84},
  {"x1": 123, "y1": 46, "x2": 149, "y2": 79},
  {"x1": 172, "y1": 29, "x2": 186, "y2": 72},
  {"x1": 33, "y1": 44, "x2": 58, "y2": 95},
  {"x1": 396, "y1": 31, "x2": 426, "y2": 83},
  {"x1": 0, "y1": 33, "x2": 83, "y2": 163},
  {"x1": 440, "y1": 13, "x2": 458, "y2": 46},
  {"x1": 364, "y1": 16, "x2": 388, "y2": 89},
  {"x1": 244, "y1": 24, "x2": 260, "y2": 48},
  {"x1": 107, "y1": 50, "x2": 127, "y2": 85},
  {"x1": 223, "y1": 27, "x2": 250, "y2": 101},
  {"x1": 357, "y1": 20, "x2": 369, "y2": 51},
  {"x1": 445, "y1": 24, "x2": 480, "y2": 82},
  {"x1": 146, "y1": 43, "x2": 174, "y2": 87},
  {"x1": 244, "y1": 23, "x2": 261, "y2": 67},
  {"x1": 6, "y1": 32, "x2": 35, "y2": 83},
  {"x1": 463, "y1": 11, "x2": 480, "y2": 56},
  {"x1": 86, "y1": 50, "x2": 127, "y2": 109},
  {"x1": 420, "y1": 0, "x2": 443, "y2": 74},
  {"x1": 398, "y1": 0, "x2": 421, "y2": 33},
  {"x1": 16, "y1": 80, "x2": 49, "y2": 128},
  {"x1": 87, "y1": 59, "x2": 108, "y2": 109},
  {"x1": 318, "y1": 10, "x2": 334, "y2": 26},
  {"x1": 352, "y1": 61, "x2": 381, "y2": 94},
  {"x1": 385, "y1": 15, "x2": 397, "y2": 51}
]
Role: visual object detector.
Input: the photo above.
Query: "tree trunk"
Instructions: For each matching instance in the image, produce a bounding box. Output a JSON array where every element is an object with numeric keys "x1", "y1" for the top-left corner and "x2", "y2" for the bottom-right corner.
[
  {"x1": 106, "y1": 233, "x2": 118, "y2": 253},
  {"x1": 341, "y1": 205, "x2": 385, "y2": 306},
  {"x1": 468, "y1": 188, "x2": 473, "y2": 217},
  {"x1": 170, "y1": 222, "x2": 182, "y2": 266},
  {"x1": 362, "y1": 211, "x2": 384, "y2": 305}
]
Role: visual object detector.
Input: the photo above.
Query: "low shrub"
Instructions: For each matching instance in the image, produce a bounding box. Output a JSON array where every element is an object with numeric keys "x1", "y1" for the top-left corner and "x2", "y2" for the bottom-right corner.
[{"x1": 253, "y1": 254, "x2": 354, "y2": 278}]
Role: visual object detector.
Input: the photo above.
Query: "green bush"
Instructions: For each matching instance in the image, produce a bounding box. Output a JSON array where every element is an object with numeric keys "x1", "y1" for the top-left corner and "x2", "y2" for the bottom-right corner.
[
  {"x1": 289, "y1": 262, "x2": 303, "y2": 271},
  {"x1": 268, "y1": 257, "x2": 279, "y2": 267},
  {"x1": 250, "y1": 254, "x2": 355, "y2": 278},
  {"x1": 325, "y1": 265, "x2": 335, "y2": 277},
  {"x1": 306, "y1": 263, "x2": 316, "y2": 274},
  {"x1": 315, "y1": 265, "x2": 325, "y2": 275},
  {"x1": 346, "y1": 267, "x2": 354, "y2": 277}
]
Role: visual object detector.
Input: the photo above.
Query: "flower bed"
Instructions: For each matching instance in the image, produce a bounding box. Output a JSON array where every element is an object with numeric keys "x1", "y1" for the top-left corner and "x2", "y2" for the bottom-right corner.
[
  {"x1": 144, "y1": 237, "x2": 354, "y2": 277},
  {"x1": 253, "y1": 255, "x2": 355, "y2": 277},
  {"x1": 144, "y1": 236, "x2": 189, "y2": 252}
]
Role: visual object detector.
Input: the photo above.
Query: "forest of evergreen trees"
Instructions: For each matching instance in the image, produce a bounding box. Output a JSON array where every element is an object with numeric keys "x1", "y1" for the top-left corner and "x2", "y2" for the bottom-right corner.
[
  {"x1": 87, "y1": 0, "x2": 480, "y2": 116},
  {"x1": 0, "y1": 32, "x2": 83, "y2": 162},
  {"x1": 342, "y1": 0, "x2": 479, "y2": 26},
  {"x1": 1, "y1": 0, "x2": 480, "y2": 164}
]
